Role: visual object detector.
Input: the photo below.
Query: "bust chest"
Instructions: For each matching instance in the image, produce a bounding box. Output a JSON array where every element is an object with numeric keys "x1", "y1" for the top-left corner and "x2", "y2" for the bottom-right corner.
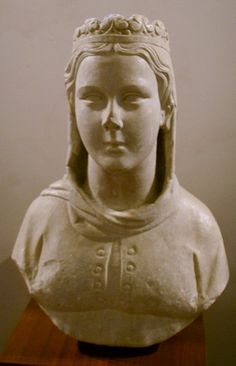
[{"x1": 32, "y1": 225, "x2": 199, "y2": 316}]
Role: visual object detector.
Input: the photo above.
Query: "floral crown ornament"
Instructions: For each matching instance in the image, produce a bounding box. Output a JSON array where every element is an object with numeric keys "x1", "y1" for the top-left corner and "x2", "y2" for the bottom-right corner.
[{"x1": 72, "y1": 14, "x2": 170, "y2": 52}]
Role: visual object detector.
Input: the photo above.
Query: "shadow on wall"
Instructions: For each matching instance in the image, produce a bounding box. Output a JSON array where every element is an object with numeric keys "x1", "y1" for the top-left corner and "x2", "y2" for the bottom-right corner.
[
  {"x1": 0, "y1": 257, "x2": 30, "y2": 353},
  {"x1": 204, "y1": 279, "x2": 236, "y2": 366}
]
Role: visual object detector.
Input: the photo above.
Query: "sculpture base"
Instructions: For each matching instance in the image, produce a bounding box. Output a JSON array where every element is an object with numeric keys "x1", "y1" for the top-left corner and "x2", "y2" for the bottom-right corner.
[
  {"x1": 0, "y1": 299, "x2": 206, "y2": 365},
  {"x1": 78, "y1": 341, "x2": 159, "y2": 358}
]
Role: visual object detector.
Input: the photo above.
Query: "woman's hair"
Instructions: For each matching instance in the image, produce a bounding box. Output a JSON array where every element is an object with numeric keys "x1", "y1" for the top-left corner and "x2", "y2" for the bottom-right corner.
[{"x1": 64, "y1": 42, "x2": 177, "y2": 123}]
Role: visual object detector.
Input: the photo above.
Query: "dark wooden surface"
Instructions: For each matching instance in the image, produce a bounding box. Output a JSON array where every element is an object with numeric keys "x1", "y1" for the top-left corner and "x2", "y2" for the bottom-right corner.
[{"x1": 0, "y1": 299, "x2": 206, "y2": 365}]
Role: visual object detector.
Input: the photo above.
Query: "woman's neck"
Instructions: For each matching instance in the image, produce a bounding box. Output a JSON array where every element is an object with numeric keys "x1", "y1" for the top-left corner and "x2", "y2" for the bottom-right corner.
[{"x1": 84, "y1": 145, "x2": 158, "y2": 211}]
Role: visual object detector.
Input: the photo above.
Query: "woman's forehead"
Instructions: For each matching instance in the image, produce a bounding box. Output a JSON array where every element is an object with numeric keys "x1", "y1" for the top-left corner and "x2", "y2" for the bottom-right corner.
[{"x1": 75, "y1": 54, "x2": 157, "y2": 88}]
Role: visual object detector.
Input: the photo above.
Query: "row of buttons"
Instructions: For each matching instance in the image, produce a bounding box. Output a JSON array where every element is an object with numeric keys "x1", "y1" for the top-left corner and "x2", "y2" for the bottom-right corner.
[
  {"x1": 93, "y1": 261, "x2": 135, "y2": 274},
  {"x1": 93, "y1": 249, "x2": 104, "y2": 289},
  {"x1": 96, "y1": 246, "x2": 137, "y2": 257},
  {"x1": 93, "y1": 245, "x2": 137, "y2": 290},
  {"x1": 125, "y1": 246, "x2": 136, "y2": 291},
  {"x1": 92, "y1": 267, "x2": 135, "y2": 289}
]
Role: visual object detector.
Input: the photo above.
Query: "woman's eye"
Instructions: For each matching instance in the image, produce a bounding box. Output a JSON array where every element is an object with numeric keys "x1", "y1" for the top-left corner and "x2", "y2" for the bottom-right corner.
[
  {"x1": 81, "y1": 94, "x2": 104, "y2": 103},
  {"x1": 123, "y1": 93, "x2": 142, "y2": 103}
]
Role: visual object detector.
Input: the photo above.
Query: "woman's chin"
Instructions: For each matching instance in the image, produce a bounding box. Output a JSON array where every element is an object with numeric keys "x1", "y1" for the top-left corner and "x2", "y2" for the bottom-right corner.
[{"x1": 95, "y1": 155, "x2": 137, "y2": 173}]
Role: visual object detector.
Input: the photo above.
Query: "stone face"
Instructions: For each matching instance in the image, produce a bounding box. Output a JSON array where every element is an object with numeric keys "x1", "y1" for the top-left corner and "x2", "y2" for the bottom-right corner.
[{"x1": 12, "y1": 14, "x2": 229, "y2": 347}]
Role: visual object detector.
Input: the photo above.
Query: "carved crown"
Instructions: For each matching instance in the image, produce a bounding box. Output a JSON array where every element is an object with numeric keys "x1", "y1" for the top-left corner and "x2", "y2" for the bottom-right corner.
[{"x1": 72, "y1": 14, "x2": 170, "y2": 52}]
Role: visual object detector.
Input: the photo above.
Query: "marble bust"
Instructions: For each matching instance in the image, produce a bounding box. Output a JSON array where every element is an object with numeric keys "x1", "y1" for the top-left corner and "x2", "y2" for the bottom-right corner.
[{"x1": 12, "y1": 14, "x2": 229, "y2": 347}]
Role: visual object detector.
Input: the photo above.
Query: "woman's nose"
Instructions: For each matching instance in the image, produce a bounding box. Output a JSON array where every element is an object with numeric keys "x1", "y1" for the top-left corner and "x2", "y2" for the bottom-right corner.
[{"x1": 101, "y1": 99, "x2": 123, "y2": 130}]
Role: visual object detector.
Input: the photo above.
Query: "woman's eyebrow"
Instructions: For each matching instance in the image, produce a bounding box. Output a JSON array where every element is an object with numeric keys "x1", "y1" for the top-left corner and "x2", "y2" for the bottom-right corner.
[
  {"x1": 120, "y1": 84, "x2": 151, "y2": 94},
  {"x1": 77, "y1": 85, "x2": 101, "y2": 96}
]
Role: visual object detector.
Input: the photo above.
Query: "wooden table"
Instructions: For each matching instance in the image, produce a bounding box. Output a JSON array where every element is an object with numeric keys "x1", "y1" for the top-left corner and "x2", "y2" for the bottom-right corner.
[{"x1": 0, "y1": 300, "x2": 206, "y2": 365}]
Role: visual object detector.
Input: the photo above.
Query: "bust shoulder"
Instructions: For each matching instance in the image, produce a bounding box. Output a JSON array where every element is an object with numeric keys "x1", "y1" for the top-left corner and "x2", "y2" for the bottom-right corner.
[
  {"x1": 176, "y1": 187, "x2": 229, "y2": 304},
  {"x1": 12, "y1": 193, "x2": 69, "y2": 277},
  {"x1": 24, "y1": 194, "x2": 68, "y2": 228},
  {"x1": 178, "y1": 186, "x2": 223, "y2": 246}
]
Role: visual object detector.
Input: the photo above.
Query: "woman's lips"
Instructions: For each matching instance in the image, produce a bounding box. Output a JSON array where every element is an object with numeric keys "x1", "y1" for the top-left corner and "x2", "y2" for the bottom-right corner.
[{"x1": 103, "y1": 141, "x2": 126, "y2": 153}]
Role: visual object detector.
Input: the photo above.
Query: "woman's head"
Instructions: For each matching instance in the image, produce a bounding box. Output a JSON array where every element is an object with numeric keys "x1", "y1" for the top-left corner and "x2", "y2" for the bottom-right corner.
[
  {"x1": 65, "y1": 15, "x2": 177, "y2": 186},
  {"x1": 65, "y1": 15, "x2": 177, "y2": 121}
]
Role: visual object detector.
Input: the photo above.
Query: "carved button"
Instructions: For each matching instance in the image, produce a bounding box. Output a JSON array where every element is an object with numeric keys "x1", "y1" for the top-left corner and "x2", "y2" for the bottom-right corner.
[
  {"x1": 96, "y1": 248, "x2": 105, "y2": 257},
  {"x1": 94, "y1": 281, "x2": 102, "y2": 289},
  {"x1": 127, "y1": 247, "x2": 136, "y2": 255},
  {"x1": 94, "y1": 264, "x2": 103, "y2": 273},
  {"x1": 127, "y1": 263, "x2": 135, "y2": 272}
]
